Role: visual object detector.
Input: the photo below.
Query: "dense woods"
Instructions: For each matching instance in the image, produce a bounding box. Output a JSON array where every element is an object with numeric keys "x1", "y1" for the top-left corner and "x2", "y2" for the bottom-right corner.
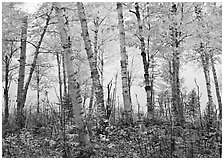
[{"x1": 2, "y1": 2, "x2": 222, "y2": 158}]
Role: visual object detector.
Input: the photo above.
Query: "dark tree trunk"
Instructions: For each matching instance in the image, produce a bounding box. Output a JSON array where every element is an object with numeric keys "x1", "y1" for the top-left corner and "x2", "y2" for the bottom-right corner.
[
  {"x1": 4, "y1": 55, "x2": 9, "y2": 124},
  {"x1": 36, "y1": 64, "x2": 40, "y2": 113},
  {"x1": 134, "y1": 2, "x2": 153, "y2": 120}
]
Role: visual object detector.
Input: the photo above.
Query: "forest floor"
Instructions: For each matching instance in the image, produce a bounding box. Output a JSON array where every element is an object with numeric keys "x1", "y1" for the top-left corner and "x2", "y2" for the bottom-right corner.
[{"x1": 2, "y1": 120, "x2": 221, "y2": 158}]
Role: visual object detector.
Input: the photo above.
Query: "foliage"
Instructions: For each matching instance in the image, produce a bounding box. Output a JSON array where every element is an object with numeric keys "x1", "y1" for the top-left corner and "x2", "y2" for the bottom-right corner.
[
  {"x1": 2, "y1": 2, "x2": 222, "y2": 158},
  {"x1": 2, "y1": 115, "x2": 221, "y2": 158}
]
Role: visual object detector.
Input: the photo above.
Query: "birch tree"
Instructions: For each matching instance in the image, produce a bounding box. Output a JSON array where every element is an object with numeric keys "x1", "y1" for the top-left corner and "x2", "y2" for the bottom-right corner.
[
  {"x1": 54, "y1": 2, "x2": 91, "y2": 152},
  {"x1": 77, "y1": 2, "x2": 106, "y2": 121},
  {"x1": 211, "y1": 54, "x2": 222, "y2": 119},
  {"x1": 117, "y1": 2, "x2": 133, "y2": 124},
  {"x1": 53, "y1": 4, "x2": 96, "y2": 158},
  {"x1": 2, "y1": 2, "x2": 21, "y2": 124},
  {"x1": 16, "y1": 9, "x2": 52, "y2": 129},
  {"x1": 194, "y1": 4, "x2": 215, "y2": 124},
  {"x1": 169, "y1": 3, "x2": 184, "y2": 126},
  {"x1": 16, "y1": 15, "x2": 28, "y2": 129},
  {"x1": 130, "y1": 2, "x2": 153, "y2": 120}
]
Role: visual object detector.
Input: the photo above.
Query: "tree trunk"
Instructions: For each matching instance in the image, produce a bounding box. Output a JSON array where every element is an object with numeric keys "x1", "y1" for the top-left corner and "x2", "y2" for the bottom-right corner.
[
  {"x1": 117, "y1": 2, "x2": 133, "y2": 124},
  {"x1": 199, "y1": 44, "x2": 214, "y2": 120},
  {"x1": 211, "y1": 54, "x2": 222, "y2": 119},
  {"x1": 62, "y1": 49, "x2": 67, "y2": 96},
  {"x1": 4, "y1": 41, "x2": 17, "y2": 124},
  {"x1": 135, "y1": 94, "x2": 141, "y2": 119},
  {"x1": 54, "y1": 2, "x2": 91, "y2": 153},
  {"x1": 88, "y1": 84, "x2": 94, "y2": 119},
  {"x1": 77, "y1": 2, "x2": 106, "y2": 121},
  {"x1": 17, "y1": 15, "x2": 28, "y2": 129},
  {"x1": 4, "y1": 55, "x2": 9, "y2": 124},
  {"x1": 134, "y1": 3, "x2": 153, "y2": 120},
  {"x1": 36, "y1": 64, "x2": 40, "y2": 113},
  {"x1": 17, "y1": 11, "x2": 51, "y2": 129},
  {"x1": 56, "y1": 52, "x2": 63, "y2": 123},
  {"x1": 169, "y1": 4, "x2": 184, "y2": 126}
]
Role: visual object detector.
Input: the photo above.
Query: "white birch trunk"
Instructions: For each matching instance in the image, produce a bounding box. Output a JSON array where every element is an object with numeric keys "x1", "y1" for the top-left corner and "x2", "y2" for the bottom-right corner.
[
  {"x1": 54, "y1": 2, "x2": 90, "y2": 147},
  {"x1": 77, "y1": 2, "x2": 106, "y2": 121},
  {"x1": 117, "y1": 2, "x2": 133, "y2": 124}
]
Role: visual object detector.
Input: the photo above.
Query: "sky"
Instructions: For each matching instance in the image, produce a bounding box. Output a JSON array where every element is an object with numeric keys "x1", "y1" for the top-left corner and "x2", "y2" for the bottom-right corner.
[{"x1": 4, "y1": 2, "x2": 223, "y2": 115}]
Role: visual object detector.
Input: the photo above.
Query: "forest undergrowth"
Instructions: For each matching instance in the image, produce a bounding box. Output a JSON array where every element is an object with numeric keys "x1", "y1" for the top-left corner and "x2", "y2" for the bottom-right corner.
[{"x1": 2, "y1": 115, "x2": 222, "y2": 158}]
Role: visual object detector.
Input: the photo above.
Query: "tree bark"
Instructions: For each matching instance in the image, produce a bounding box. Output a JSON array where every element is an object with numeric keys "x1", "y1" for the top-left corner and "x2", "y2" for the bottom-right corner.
[
  {"x1": 17, "y1": 10, "x2": 51, "y2": 129},
  {"x1": 117, "y1": 2, "x2": 133, "y2": 124},
  {"x1": 77, "y1": 2, "x2": 106, "y2": 121},
  {"x1": 4, "y1": 55, "x2": 9, "y2": 124},
  {"x1": 170, "y1": 4, "x2": 184, "y2": 126},
  {"x1": 56, "y1": 52, "x2": 63, "y2": 122},
  {"x1": 211, "y1": 54, "x2": 222, "y2": 119},
  {"x1": 4, "y1": 41, "x2": 18, "y2": 124},
  {"x1": 62, "y1": 51, "x2": 67, "y2": 96},
  {"x1": 134, "y1": 3, "x2": 153, "y2": 120},
  {"x1": 199, "y1": 43, "x2": 214, "y2": 120},
  {"x1": 54, "y1": 2, "x2": 91, "y2": 152},
  {"x1": 17, "y1": 15, "x2": 28, "y2": 129},
  {"x1": 36, "y1": 64, "x2": 40, "y2": 113}
]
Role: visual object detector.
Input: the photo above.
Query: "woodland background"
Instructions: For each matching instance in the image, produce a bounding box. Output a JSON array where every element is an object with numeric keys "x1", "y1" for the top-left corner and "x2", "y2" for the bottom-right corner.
[{"x1": 2, "y1": 2, "x2": 222, "y2": 158}]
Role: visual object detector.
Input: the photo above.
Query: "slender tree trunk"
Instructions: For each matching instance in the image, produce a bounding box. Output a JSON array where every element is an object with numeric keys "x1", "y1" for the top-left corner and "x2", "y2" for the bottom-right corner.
[
  {"x1": 211, "y1": 54, "x2": 222, "y2": 119},
  {"x1": 4, "y1": 55, "x2": 9, "y2": 124},
  {"x1": 17, "y1": 11, "x2": 51, "y2": 129},
  {"x1": 199, "y1": 44, "x2": 214, "y2": 120},
  {"x1": 22, "y1": 13, "x2": 51, "y2": 119},
  {"x1": 135, "y1": 94, "x2": 141, "y2": 119},
  {"x1": 112, "y1": 73, "x2": 118, "y2": 124},
  {"x1": 77, "y1": 2, "x2": 106, "y2": 121},
  {"x1": 17, "y1": 15, "x2": 28, "y2": 129},
  {"x1": 100, "y1": 51, "x2": 104, "y2": 85},
  {"x1": 117, "y1": 2, "x2": 133, "y2": 124},
  {"x1": 62, "y1": 50, "x2": 67, "y2": 96},
  {"x1": 195, "y1": 79, "x2": 203, "y2": 129},
  {"x1": 134, "y1": 3, "x2": 153, "y2": 120},
  {"x1": 36, "y1": 64, "x2": 40, "y2": 113},
  {"x1": 170, "y1": 4, "x2": 184, "y2": 126},
  {"x1": 56, "y1": 52, "x2": 63, "y2": 123},
  {"x1": 54, "y1": 3, "x2": 91, "y2": 154},
  {"x1": 88, "y1": 84, "x2": 94, "y2": 119},
  {"x1": 4, "y1": 41, "x2": 16, "y2": 124}
]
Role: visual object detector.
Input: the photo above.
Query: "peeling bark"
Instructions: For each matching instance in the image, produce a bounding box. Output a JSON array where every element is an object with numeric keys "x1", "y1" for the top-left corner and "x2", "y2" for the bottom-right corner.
[
  {"x1": 117, "y1": 2, "x2": 133, "y2": 124},
  {"x1": 54, "y1": 2, "x2": 90, "y2": 149}
]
